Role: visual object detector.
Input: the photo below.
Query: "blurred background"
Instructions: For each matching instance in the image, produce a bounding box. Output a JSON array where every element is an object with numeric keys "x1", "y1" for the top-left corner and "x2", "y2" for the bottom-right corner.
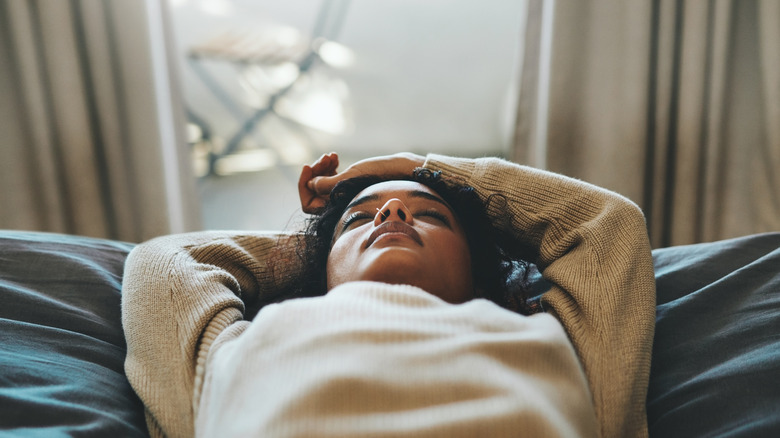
[
  {"x1": 171, "y1": 0, "x2": 524, "y2": 231},
  {"x1": 1, "y1": 0, "x2": 778, "y2": 247}
]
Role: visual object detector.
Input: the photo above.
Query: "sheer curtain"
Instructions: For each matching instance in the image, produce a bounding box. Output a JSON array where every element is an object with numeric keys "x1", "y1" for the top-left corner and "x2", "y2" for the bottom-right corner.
[
  {"x1": 513, "y1": 0, "x2": 779, "y2": 247},
  {"x1": 0, "y1": 0, "x2": 199, "y2": 242}
]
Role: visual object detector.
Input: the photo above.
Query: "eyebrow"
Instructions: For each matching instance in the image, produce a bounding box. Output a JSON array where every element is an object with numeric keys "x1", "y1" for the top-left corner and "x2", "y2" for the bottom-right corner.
[{"x1": 345, "y1": 190, "x2": 451, "y2": 211}]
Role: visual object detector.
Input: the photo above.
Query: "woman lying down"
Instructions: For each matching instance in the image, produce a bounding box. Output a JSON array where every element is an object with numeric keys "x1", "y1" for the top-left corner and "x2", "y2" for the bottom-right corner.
[{"x1": 122, "y1": 153, "x2": 655, "y2": 438}]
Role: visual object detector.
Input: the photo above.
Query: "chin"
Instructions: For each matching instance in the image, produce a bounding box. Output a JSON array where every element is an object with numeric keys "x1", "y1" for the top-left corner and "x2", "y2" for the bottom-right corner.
[
  {"x1": 328, "y1": 248, "x2": 472, "y2": 303},
  {"x1": 362, "y1": 264, "x2": 426, "y2": 288}
]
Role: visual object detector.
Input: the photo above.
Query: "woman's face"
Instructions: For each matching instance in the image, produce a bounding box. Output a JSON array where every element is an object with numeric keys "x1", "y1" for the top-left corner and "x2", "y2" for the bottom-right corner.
[{"x1": 326, "y1": 180, "x2": 474, "y2": 303}]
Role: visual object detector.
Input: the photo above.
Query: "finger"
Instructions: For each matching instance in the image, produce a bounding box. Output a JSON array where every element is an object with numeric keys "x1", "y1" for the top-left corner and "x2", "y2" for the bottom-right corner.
[
  {"x1": 307, "y1": 176, "x2": 324, "y2": 194},
  {"x1": 311, "y1": 153, "x2": 335, "y2": 176},
  {"x1": 326, "y1": 152, "x2": 339, "y2": 174},
  {"x1": 298, "y1": 165, "x2": 315, "y2": 209},
  {"x1": 298, "y1": 164, "x2": 312, "y2": 190},
  {"x1": 307, "y1": 176, "x2": 327, "y2": 195},
  {"x1": 307, "y1": 173, "x2": 345, "y2": 196},
  {"x1": 322, "y1": 154, "x2": 340, "y2": 177}
]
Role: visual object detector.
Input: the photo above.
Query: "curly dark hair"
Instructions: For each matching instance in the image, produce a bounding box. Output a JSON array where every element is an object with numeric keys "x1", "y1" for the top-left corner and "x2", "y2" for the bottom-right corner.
[{"x1": 279, "y1": 168, "x2": 539, "y2": 315}]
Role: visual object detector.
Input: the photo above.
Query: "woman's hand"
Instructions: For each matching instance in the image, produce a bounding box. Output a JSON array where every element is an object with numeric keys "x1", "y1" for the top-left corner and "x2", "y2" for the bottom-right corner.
[
  {"x1": 298, "y1": 152, "x2": 426, "y2": 214},
  {"x1": 298, "y1": 152, "x2": 340, "y2": 214}
]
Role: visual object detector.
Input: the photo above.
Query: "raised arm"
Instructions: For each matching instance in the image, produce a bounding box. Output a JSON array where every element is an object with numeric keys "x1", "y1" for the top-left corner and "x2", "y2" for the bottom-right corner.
[
  {"x1": 423, "y1": 154, "x2": 655, "y2": 438},
  {"x1": 122, "y1": 231, "x2": 300, "y2": 438}
]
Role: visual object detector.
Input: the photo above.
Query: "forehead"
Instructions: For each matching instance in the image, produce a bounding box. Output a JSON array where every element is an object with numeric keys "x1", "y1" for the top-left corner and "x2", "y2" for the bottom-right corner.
[{"x1": 348, "y1": 180, "x2": 446, "y2": 207}]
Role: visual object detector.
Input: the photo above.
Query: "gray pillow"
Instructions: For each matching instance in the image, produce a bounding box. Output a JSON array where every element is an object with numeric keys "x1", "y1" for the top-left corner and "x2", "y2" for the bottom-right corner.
[
  {"x1": 648, "y1": 232, "x2": 780, "y2": 437},
  {"x1": 0, "y1": 231, "x2": 147, "y2": 436}
]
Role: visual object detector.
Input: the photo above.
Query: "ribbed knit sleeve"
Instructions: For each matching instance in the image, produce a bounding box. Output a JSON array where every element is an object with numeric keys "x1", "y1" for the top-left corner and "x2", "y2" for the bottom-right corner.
[
  {"x1": 121, "y1": 231, "x2": 301, "y2": 438},
  {"x1": 423, "y1": 155, "x2": 656, "y2": 438}
]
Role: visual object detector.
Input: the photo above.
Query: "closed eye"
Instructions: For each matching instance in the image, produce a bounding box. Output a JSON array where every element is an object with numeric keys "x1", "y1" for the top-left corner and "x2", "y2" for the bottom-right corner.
[
  {"x1": 340, "y1": 211, "x2": 372, "y2": 231},
  {"x1": 415, "y1": 209, "x2": 451, "y2": 227}
]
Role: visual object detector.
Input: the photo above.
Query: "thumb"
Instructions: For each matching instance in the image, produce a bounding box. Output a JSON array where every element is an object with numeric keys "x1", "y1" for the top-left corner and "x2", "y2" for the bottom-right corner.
[{"x1": 308, "y1": 176, "x2": 334, "y2": 195}]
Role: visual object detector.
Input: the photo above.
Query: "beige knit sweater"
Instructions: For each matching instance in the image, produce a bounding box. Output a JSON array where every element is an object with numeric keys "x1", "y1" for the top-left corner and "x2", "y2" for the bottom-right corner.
[{"x1": 122, "y1": 155, "x2": 655, "y2": 438}]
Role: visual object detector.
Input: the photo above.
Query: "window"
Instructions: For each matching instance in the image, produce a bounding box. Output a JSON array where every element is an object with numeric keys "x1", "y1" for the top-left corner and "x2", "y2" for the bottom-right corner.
[{"x1": 168, "y1": 0, "x2": 524, "y2": 230}]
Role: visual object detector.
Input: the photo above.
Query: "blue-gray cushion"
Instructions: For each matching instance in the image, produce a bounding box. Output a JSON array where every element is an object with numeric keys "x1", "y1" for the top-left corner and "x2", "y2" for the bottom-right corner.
[
  {"x1": 0, "y1": 231, "x2": 146, "y2": 437},
  {"x1": 648, "y1": 232, "x2": 780, "y2": 437}
]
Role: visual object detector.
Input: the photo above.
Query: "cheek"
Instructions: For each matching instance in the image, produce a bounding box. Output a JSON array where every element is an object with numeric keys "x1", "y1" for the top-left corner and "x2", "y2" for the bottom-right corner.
[
  {"x1": 452, "y1": 239, "x2": 473, "y2": 270},
  {"x1": 325, "y1": 248, "x2": 340, "y2": 290},
  {"x1": 325, "y1": 235, "x2": 355, "y2": 289},
  {"x1": 440, "y1": 232, "x2": 473, "y2": 276},
  {"x1": 435, "y1": 229, "x2": 470, "y2": 259}
]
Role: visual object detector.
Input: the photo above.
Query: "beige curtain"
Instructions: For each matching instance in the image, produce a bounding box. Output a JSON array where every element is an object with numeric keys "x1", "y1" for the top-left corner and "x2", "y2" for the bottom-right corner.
[
  {"x1": 513, "y1": 0, "x2": 780, "y2": 248},
  {"x1": 0, "y1": 0, "x2": 199, "y2": 242}
]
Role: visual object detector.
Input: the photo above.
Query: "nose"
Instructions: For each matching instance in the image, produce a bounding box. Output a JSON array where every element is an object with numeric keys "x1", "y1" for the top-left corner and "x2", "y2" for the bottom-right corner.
[{"x1": 374, "y1": 198, "x2": 413, "y2": 225}]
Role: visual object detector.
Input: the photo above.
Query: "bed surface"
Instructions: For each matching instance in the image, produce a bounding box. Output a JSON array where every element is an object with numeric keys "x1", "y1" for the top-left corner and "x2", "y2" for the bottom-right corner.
[
  {"x1": 0, "y1": 230, "x2": 778, "y2": 436},
  {"x1": 0, "y1": 231, "x2": 146, "y2": 436},
  {"x1": 648, "y1": 232, "x2": 780, "y2": 436}
]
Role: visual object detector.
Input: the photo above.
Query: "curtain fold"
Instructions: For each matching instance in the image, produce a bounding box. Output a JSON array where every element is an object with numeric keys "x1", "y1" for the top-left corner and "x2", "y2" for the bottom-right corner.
[
  {"x1": 757, "y1": 0, "x2": 780, "y2": 240},
  {"x1": 513, "y1": 0, "x2": 779, "y2": 247},
  {"x1": 0, "y1": 0, "x2": 199, "y2": 242}
]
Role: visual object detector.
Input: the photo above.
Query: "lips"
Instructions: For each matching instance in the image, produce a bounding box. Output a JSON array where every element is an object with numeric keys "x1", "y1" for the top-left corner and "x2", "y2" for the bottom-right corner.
[{"x1": 364, "y1": 221, "x2": 423, "y2": 248}]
